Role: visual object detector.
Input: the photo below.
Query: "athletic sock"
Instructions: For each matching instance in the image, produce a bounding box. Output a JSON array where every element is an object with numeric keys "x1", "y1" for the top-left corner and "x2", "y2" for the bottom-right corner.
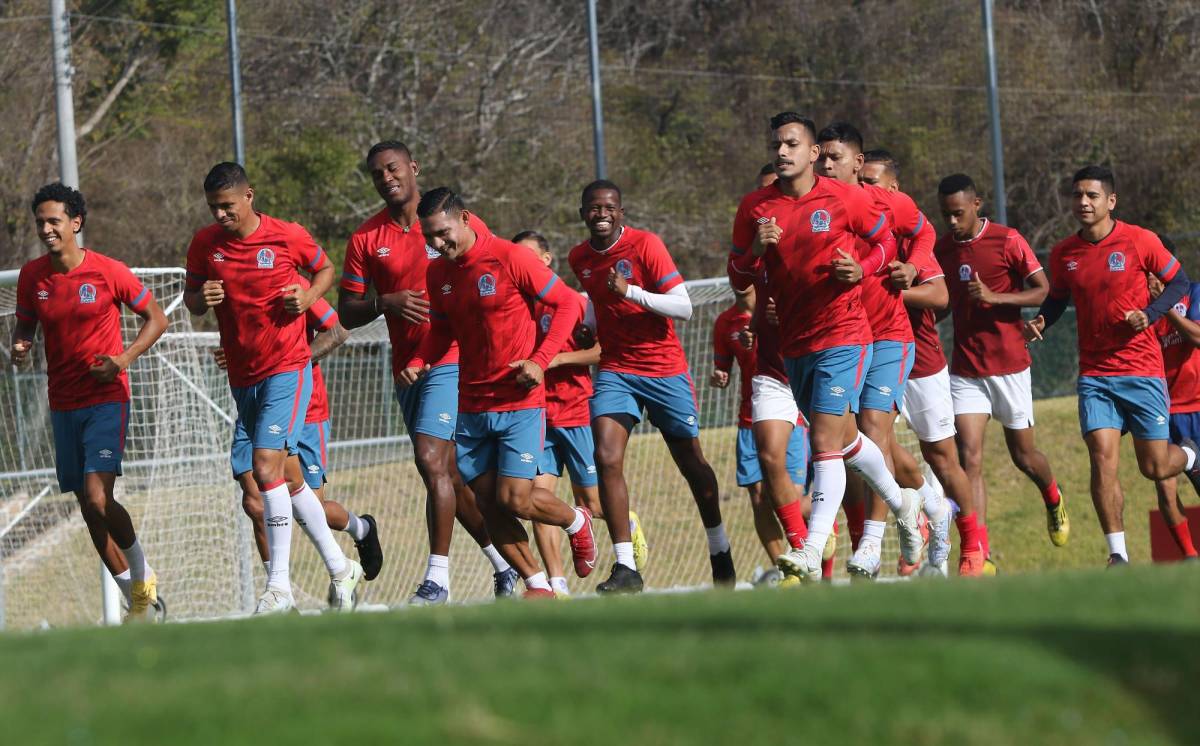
[
  {"x1": 979, "y1": 522, "x2": 991, "y2": 558},
  {"x1": 843, "y1": 435, "x2": 903, "y2": 512},
  {"x1": 343, "y1": 511, "x2": 369, "y2": 541},
  {"x1": 805, "y1": 452, "x2": 847, "y2": 556},
  {"x1": 566, "y1": 507, "x2": 586, "y2": 535},
  {"x1": 821, "y1": 556, "x2": 835, "y2": 580},
  {"x1": 261, "y1": 480, "x2": 293, "y2": 591},
  {"x1": 774, "y1": 501, "x2": 809, "y2": 549},
  {"x1": 862, "y1": 519, "x2": 887, "y2": 547},
  {"x1": 705, "y1": 523, "x2": 731, "y2": 554},
  {"x1": 1105, "y1": 531, "x2": 1128, "y2": 561},
  {"x1": 919, "y1": 481, "x2": 948, "y2": 522},
  {"x1": 614, "y1": 542, "x2": 637, "y2": 571},
  {"x1": 1041, "y1": 479, "x2": 1062, "y2": 508},
  {"x1": 481, "y1": 544, "x2": 511, "y2": 573},
  {"x1": 119, "y1": 538, "x2": 146, "y2": 583},
  {"x1": 291, "y1": 483, "x2": 348, "y2": 577},
  {"x1": 1183, "y1": 444, "x2": 1198, "y2": 471},
  {"x1": 263, "y1": 562, "x2": 271, "y2": 578},
  {"x1": 524, "y1": 571, "x2": 552, "y2": 591},
  {"x1": 550, "y1": 576, "x2": 570, "y2": 595},
  {"x1": 844, "y1": 498, "x2": 866, "y2": 552},
  {"x1": 113, "y1": 569, "x2": 132, "y2": 604},
  {"x1": 425, "y1": 554, "x2": 450, "y2": 588},
  {"x1": 955, "y1": 512, "x2": 983, "y2": 554},
  {"x1": 1170, "y1": 520, "x2": 1198, "y2": 557}
]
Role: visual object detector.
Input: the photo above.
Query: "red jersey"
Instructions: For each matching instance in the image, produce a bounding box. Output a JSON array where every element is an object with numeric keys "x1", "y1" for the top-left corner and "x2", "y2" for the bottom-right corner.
[
  {"x1": 305, "y1": 296, "x2": 338, "y2": 424},
  {"x1": 1154, "y1": 283, "x2": 1200, "y2": 413},
  {"x1": 186, "y1": 213, "x2": 328, "y2": 387},
  {"x1": 342, "y1": 210, "x2": 490, "y2": 378},
  {"x1": 534, "y1": 290, "x2": 593, "y2": 428},
  {"x1": 729, "y1": 176, "x2": 893, "y2": 357},
  {"x1": 1048, "y1": 220, "x2": 1179, "y2": 378},
  {"x1": 15, "y1": 250, "x2": 153, "y2": 411},
  {"x1": 935, "y1": 219, "x2": 1041, "y2": 378},
  {"x1": 713, "y1": 305, "x2": 754, "y2": 428},
  {"x1": 568, "y1": 227, "x2": 689, "y2": 376},
  {"x1": 907, "y1": 251, "x2": 949, "y2": 379},
  {"x1": 409, "y1": 231, "x2": 577, "y2": 413},
  {"x1": 858, "y1": 186, "x2": 934, "y2": 343}
]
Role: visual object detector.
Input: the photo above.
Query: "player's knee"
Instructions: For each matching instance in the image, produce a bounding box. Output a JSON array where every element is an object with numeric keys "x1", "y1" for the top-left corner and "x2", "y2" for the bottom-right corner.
[
  {"x1": 241, "y1": 491, "x2": 263, "y2": 521},
  {"x1": 1137, "y1": 457, "x2": 1173, "y2": 481},
  {"x1": 77, "y1": 488, "x2": 107, "y2": 520},
  {"x1": 413, "y1": 439, "x2": 449, "y2": 476},
  {"x1": 594, "y1": 442, "x2": 624, "y2": 471}
]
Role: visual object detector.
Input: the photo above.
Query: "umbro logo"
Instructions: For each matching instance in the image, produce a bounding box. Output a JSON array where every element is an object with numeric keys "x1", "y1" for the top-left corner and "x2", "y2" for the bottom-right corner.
[
  {"x1": 98, "y1": 449, "x2": 113, "y2": 459},
  {"x1": 686, "y1": 415, "x2": 696, "y2": 425},
  {"x1": 1066, "y1": 260, "x2": 1078, "y2": 272},
  {"x1": 441, "y1": 284, "x2": 452, "y2": 294},
  {"x1": 879, "y1": 386, "x2": 892, "y2": 396},
  {"x1": 438, "y1": 412, "x2": 452, "y2": 423},
  {"x1": 266, "y1": 516, "x2": 289, "y2": 527},
  {"x1": 582, "y1": 269, "x2": 592, "y2": 278},
  {"x1": 756, "y1": 217, "x2": 770, "y2": 224},
  {"x1": 307, "y1": 464, "x2": 320, "y2": 473},
  {"x1": 830, "y1": 386, "x2": 845, "y2": 396},
  {"x1": 212, "y1": 252, "x2": 225, "y2": 262},
  {"x1": 1157, "y1": 415, "x2": 1167, "y2": 425},
  {"x1": 377, "y1": 246, "x2": 391, "y2": 257},
  {"x1": 37, "y1": 290, "x2": 49, "y2": 300},
  {"x1": 586, "y1": 465, "x2": 596, "y2": 474},
  {"x1": 520, "y1": 452, "x2": 535, "y2": 463},
  {"x1": 268, "y1": 424, "x2": 283, "y2": 435}
]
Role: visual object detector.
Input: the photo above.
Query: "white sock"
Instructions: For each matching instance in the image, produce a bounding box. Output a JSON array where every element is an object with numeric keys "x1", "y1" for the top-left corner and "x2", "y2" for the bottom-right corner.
[
  {"x1": 425, "y1": 554, "x2": 450, "y2": 588},
  {"x1": 261, "y1": 481, "x2": 294, "y2": 592},
  {"x1": 705, "y1": 523, "x2": 731, "y2": 554},
  {"x1": 343, "y1": 511, "x2": 369, "y2": 541},
  {"x1": 844, "y1": 435, "x2": 903, "y2": 512},
  {"x1": 1184, "y1": 445, "x2": 1197, "y2": 471},
  {"x1": 862, "y1": 519, "x2": 887, "y2": 545},
  {"x1": 524, "y1": 571, "x2": 551, "y2": 591},
  {"x1": 566, "y1": 507, "x2": 586, "y2": 535},
  {"x1": 113, "y1": 569, "x2": 132, "y2": 604},
  {"x1": 119, "y1": 538, "x2": 146, "y2": 583},
  {"x1": 481, "y1": 544, "x2": 511, "y2": 573},
  {"x1": 291, "y1": 483, "x2": 349, "y2": 577},
  {"x1": 1105, "y1": 531, "x2": 1128, "y2": 561},
  {"x1": 805, "y1": 453, "x2": 847, "y2": 553},
  {"x1": 550, "y1": 576, "x2": 570, "y2": 595},
  {"x1": 614, "y1": 541, "x2": 637, "y2": 571},
  {"x1": 920, "y1": 480, "x2": 948, "y2": 522}
]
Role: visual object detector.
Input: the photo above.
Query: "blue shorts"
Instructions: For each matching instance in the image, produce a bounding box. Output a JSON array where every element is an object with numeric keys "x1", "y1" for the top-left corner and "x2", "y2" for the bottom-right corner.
[
  {"x1": 394, "y1": 364, "x2": 458, "y2": 441},
  {"x1": 860, "y1": 341, "x2": 914, "y2": 413},
  {"x1": 590, "y1": 370, "x2": 700, "y2": 439},
  {"x1": 230, "y1": 362, "x2": 312, "y2": 456},
  {"x1": 1077, "y1": 375, "x2": 1169, "y2": 440},
  {"x1": 539, "y1": 425, "x2": 598, "y2": 487},
  {"x1": 50, "y1": 401, "x2": 129, "y2": 494},
  {"x1": 1170, "y1": 411, "x2": 1200, "y2": 444},
  {"x1": 456, "y1": 408, "x2": 545, "y2": 484},
  {"x1": 735, "y1": 425, "x2": 808, "y2": 487},
  {"x1": 784, "y1": 345, "x2": 872, "y2": 420},
  {"x1": 297, "y1": 420, "x2": 331, "y2": 489}
]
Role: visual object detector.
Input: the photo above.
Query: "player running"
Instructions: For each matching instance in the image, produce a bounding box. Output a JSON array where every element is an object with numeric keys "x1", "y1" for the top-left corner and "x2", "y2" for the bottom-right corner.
[
  {"x1": 570, "y1": 180, "x2": 732, "y2": 593},
  {"x1": 936, "y1": 173, "x2": 1069, "y2": 572},
  {"x1": 730, "y1": 112, "x2": 922, "y2": 582},
  {"x1": 185, "y1": 162, "x2": 358, "y2": 614},
  {"x1": 1026, "y1": 166, "x2": 1196, "y2": 565},
  {"x1": 12, "y1": 183, "x2": 168, "y2": 623},
  {"x1": 400, "y1": 189, "x2": 596, "y2": 599},
  {"x1": 339, "y1": 141, "x2": 518, "y2": 604}
]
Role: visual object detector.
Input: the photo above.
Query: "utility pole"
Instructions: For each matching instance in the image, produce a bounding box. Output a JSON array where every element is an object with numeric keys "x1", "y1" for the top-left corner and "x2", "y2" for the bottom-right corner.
[
  {"x1": 225, "y1": 0, "x2": 246, "y2": 165},
  {"x1": 981, "y1": 0, "x2": 1008, "y2": 225},
  {"x1": 586, "y1": 0, "x2": 607, "y2": 180}
]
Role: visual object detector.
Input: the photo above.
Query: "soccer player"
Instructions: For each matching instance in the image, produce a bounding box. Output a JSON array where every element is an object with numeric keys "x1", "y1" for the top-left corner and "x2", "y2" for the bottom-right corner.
[
  {"x1": 12, "y1": 183, "x2": 168, "y2": 622},
  {"x1": 729, "y1": 112, "x2": 922, "y2": 582},
  {"x1": 184, "y1": 162, "x2": 360, "y2": 614},
  {"x1": 936, "y1": 172, "x2": 1069, "y2": 571},
  {"x1": 1026, "y1": 165, "x2": 1196, "y2": 565},
  {"x1": 340, "y1": 141, "x2": 518, "y2": 604},
  {"x1": 570, "y1": 180, "x2": 732, "y2": 593},
  {"x1": 400, "y1": 189, "x2": 597, "y2": 599}
]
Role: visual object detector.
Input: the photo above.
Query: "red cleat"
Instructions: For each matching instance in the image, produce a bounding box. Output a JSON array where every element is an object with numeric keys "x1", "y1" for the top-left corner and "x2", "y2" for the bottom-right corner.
[
  {"x1": 958, "y1": 548, "x2": 985, "y2": 577},
  {"x1": 569, "y1": 507, "x2": 597, "y2": 578},
  {"x1": 522, "y1": 588, "x2": 557, "y2": 600}
]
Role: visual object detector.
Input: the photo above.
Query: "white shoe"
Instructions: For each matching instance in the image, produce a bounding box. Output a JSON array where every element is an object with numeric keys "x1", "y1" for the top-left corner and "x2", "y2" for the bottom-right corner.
[
  {"x1": 327, "y1": 560, "x2": 364, "y2": 612},
  {"x1": 917, "y1": 560, "x2": 949, "y2": 578},
  {"x1": 926, "y1": 511, "x2": 951, "y2": 569},
  {"x1": 893, "y1": 488, "x2": 926, "y2": 565},
  {"x1": 776, "y1": 542, "x2": 822, "y2": 582},
  {"x1": 254, "y1": 587, "x2": 295, "y2": 615},
  {"x1": 847, "y1": 539, "x2": 882, "y2": 580}
]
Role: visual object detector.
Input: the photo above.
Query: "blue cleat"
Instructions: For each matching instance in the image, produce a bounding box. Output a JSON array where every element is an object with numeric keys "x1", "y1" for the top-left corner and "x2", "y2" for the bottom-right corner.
[
  {"x1": 408, "y1": 580, "x2": 449, "y2": 606},
  {"x1": 493, "y1": 568, "x2": 520, "y2": 598}
]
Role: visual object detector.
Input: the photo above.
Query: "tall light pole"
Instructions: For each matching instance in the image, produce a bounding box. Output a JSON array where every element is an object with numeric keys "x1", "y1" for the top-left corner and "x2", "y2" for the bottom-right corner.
[
  {"x1": 981, "y1": 0, "x2": 1007, "y2": 225},
  {"x1": 225, "y1": 0, "x2": 246, "y2": 165},
  {"x1": 586, "y1": 0, "x2": 607, "y2": 180}
]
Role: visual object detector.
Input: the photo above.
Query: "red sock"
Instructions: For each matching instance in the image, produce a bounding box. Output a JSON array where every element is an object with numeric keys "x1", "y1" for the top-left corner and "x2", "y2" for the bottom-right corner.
[
  {"x1": 774, "y1": 501, "x2": 809, "y2": 549},
  {"x1": 980, "y1": 522, "x2": 991, "y2": 557},
  {"x1": 844, "y1": 500, "x2": 866, "y2": 552},
  {"x1": 1041, "y1": 479, "x2": 1061, "y2": 507},
  {"x1": 955, "y1": 512, "x2": 982, "y2": 554},
  {"x1": 1170, "y1": 519, "x2": 1198, "y2": 558},
  {"x1": 821, "y1": 556, "x2": 835, "y2": 580}
]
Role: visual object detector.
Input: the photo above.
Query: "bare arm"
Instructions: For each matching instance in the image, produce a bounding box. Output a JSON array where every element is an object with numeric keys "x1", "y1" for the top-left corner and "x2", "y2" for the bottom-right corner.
[
  {"x1": 970, "y1": 268, "x2": 1049, "y2": 308},
  {"x1": 337, "y1": 288, "x2": 380, "y2": 329},
  {"x1": 310, "y1": 321, "x2": 350, "y2": 362},
  {"x1": 89, "y1": 297, "x2": 169, "y2": 383},
  {"x1": 549, "y1": 343, "x2": 601, "y2": 370},
  {"x1": 9, "y1": 318, "x2": 37, "y2": 366},
  {"x1": 902, "y1": 276, "x2": 949, "y2": 311},
  {"x1": 1165, "y1": 310, "x2": 1200, "y2": 348},
  {"x1": 184, "y1": 280, "x2": 224, "y2": 316}
]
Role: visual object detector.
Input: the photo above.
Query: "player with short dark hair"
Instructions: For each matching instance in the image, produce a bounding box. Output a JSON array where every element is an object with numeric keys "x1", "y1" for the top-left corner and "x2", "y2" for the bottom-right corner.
[
  {"x1": 13, "y1": 183, "x2": 169, "y2": 622},
  {"x1": 401, "y1": 189, "x2": 597, "y2": 598},
  {"x1": 1026, "y1": 166, "x2": 1196, "y2": 565}
]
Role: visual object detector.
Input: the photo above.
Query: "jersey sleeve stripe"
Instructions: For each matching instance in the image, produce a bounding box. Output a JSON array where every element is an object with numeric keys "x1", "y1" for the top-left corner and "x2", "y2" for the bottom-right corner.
[
  {"x1": 656, "y1": 271, "x2": 680, "y2": 287},
  {"x1": 1159, "y1": 256, "x2": 1180, "y2": 280},
  {"x1": 305, "y1": 247, "x2": 326, "y2": 272},
  {"x1": 129, "y1": 286, "x2": 150, "y2": 310},
  {"x1": 865, "y1": 213, "x2": 886, "y2": 239},
  {"x1": 317, "y1": 306, "x2": 336, "y2": 328},
  {"x1": 535, "y1": 275, "x2": 559, "y2": 300},
  {"x1": 906, "y1": 212, "x2": 926, "y2": 238}
]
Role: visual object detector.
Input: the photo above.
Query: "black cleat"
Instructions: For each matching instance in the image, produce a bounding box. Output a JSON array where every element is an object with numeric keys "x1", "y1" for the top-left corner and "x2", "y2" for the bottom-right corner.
[
  {"x1": 355, "y1": 514, "x2": 384, "y2": 581},
  {"x1": 493, "y1": 568, "x2": 520, "y2": 598},
  {"x1": 710, "y1": 549, "x2": 736, "y2": 588},
  {"x1": 596, "y1": 563, "x2": 644, "y2": 594},
  {"x1": 1106, "y1": 553, "x2": 1129, "y2": 568}
]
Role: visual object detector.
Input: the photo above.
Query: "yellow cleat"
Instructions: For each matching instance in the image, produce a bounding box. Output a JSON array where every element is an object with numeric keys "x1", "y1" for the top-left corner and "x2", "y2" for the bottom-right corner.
[
  {"x1": 629, "y1": 510, "x2": 649, "y2": 572},
  {"x1": 822, "y1": 533, "x2": 837, "y2": 562},
  {"x1": 1046, "y1": 499, "x2": 1070, "y2": 547},
  {"x1": 778, "y1": 574, "x2": 801, "y2": 588},
  {"x1": 982, "y1": 557, "x2": 999, "y2": 576},
  {"x1": 125, "y1": 573, "x2": 158, "y2": 624}
]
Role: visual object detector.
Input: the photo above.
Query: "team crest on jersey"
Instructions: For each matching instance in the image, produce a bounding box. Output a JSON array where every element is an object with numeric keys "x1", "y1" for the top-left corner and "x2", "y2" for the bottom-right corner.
[
  {"x1": 425, "y1": 244, "x2": 440, "y2": 259},
  {"x1": 958, "y1": 264, "x2": 972, "y2": 281},
  {"x1": 212, "y1": 252, "x2": 225, "y2": 262},
  {"x1": 1107, "y1": 251, "x2": 1125, "y2": 272},
  {"x1": 615, "y1": 259, "x2": 634, "y2": 279},
  {"x1": 78, "y1": 283, "x2": 97, "y2": 304},
  {"x1": 478, "y1": 273, "x2": 497, "y2": 297},
  {"x1": 257, "y1": 248, "x2": 276, "y2": 269},
  {"x1": 1174, "y1": 301, "x2": 1188, "y2": 315},
  {"x1": 377, "y1": 246, "x2": 391, "y2": 258},
  {"x1": 37, "y1": 289, "x2": 49, "y2": 300},
  {"x1": 1066, "y1": 260, "x2": 1079, "y2": 272},
  {"x1": 540, "y1": 313, "x2": 552, "y2": 333},
  {"x1": 810, "y1": 209, "x2": 831, "y2": 233}
]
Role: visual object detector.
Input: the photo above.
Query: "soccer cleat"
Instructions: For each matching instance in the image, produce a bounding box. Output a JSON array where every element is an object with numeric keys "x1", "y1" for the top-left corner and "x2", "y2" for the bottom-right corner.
[
  {"x1": 151, "y1": 594, "x2": 168, "y2": 623},
  {"x1": 776, "y1": 543, "x2": 823, "y2": 582},
  {"x1": 1046, "y1": 499, "x2": 1070, "y2": 547},
  {"x1": 754, "y1": 567, "x2": 784, "y2": 587},
  {"x1": 926, "y1": 511, "x2": 951, "y2": 569},
  {"x1": 124, "y1": 573, "x2": 159, "y2": 624},
  {"x1": 1106, "y1": 554, "x2": 1129, "y2": 568},
  {"x1": 253, "y1": 587, "x2": 295, "y2": 615},
  {"x1": 493, "y1": 567, "x2": 520, "y2": 598},
  {"x1": 957, "y1": 548, "x2": 985, "y2": 577},
  {"x1": 408, "y1": 579, "x2": 449, "y2": 606},
  {"x1": 710, "y1": 549, "x2": 736, "y2": 588},
  {"x1": 596, "y1": 563, "x2": 644, "y2": 594},
  {"x1": 522, "y1": 587, "x2": 556, "y2": 600},
  {"x1": 568, "y1": 507, "x2": 597, "y2": 578},
  {"x1": 893, "y1": 488, "x2": 926, "y2": 566},
  {"x1": 822, "y1": 533, "x2": 837, "y2": 562},
  {"x1": 982, "y1": 556, "x2": 999, "y2": 576},
  {"x1": 897, "y1": 556, "x2": 920, "y2": 577},
  {"x1": 778, "y1": 573, "x2": 801, "y2": 588},
  {"x1": 917, "y1": 559, "x2": 949, "y2": 578},
  {"x1": 847, "y1": 540, "x2": 882, "y2": 581},
  {"x1": 354, "y1": 514, "x2": 384, "y2": 581},
  {"x1": 327, "y1": 560, "x2": 364, "y2": 612},
  {"x1": 629, "y1": 510, "x2": 649, "y2": 571}
]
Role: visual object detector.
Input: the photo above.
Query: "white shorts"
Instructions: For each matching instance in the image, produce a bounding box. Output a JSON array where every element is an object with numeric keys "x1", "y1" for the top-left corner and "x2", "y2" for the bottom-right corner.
[
  {"x1": 751, "y1": 375, "x2": 802, "y2": 424},
  {"x1": 901, "y1": 367, "x2": 956, "y2": 443},
  {"x1": 949, "y1": 368, "x2": 1035, "y2": 430}
]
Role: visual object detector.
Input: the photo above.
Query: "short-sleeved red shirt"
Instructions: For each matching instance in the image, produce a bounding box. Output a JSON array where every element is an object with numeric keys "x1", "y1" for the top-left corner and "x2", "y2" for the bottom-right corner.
[
  {"x1": 568, "y1": 226, "x2": 689, "y2": 376},
  {"x1": 907, "y1": 251, "x2": 949, "y2": 380},
  {"x1": 1048, "y1": 221, "x2": 1179, "y2": 378},
  {"x1": 713, "y1": 305, "x2": 754, "y2": 428},
  {"x1": 305, "y1": 296, "x2": 338, "y2": 424},
  {"x1": 534, "y1": 290, "x2": 593, "y2": 428},
  {"x1": 935, "y1": 219, "x2": 1042, "y2": 378},
  {"x1": 1154, "y1": 283, "x2": 1200, "y2": 414},
  {"x1": 16, "y1": 250, "x2": 153, "y2": 411}
]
